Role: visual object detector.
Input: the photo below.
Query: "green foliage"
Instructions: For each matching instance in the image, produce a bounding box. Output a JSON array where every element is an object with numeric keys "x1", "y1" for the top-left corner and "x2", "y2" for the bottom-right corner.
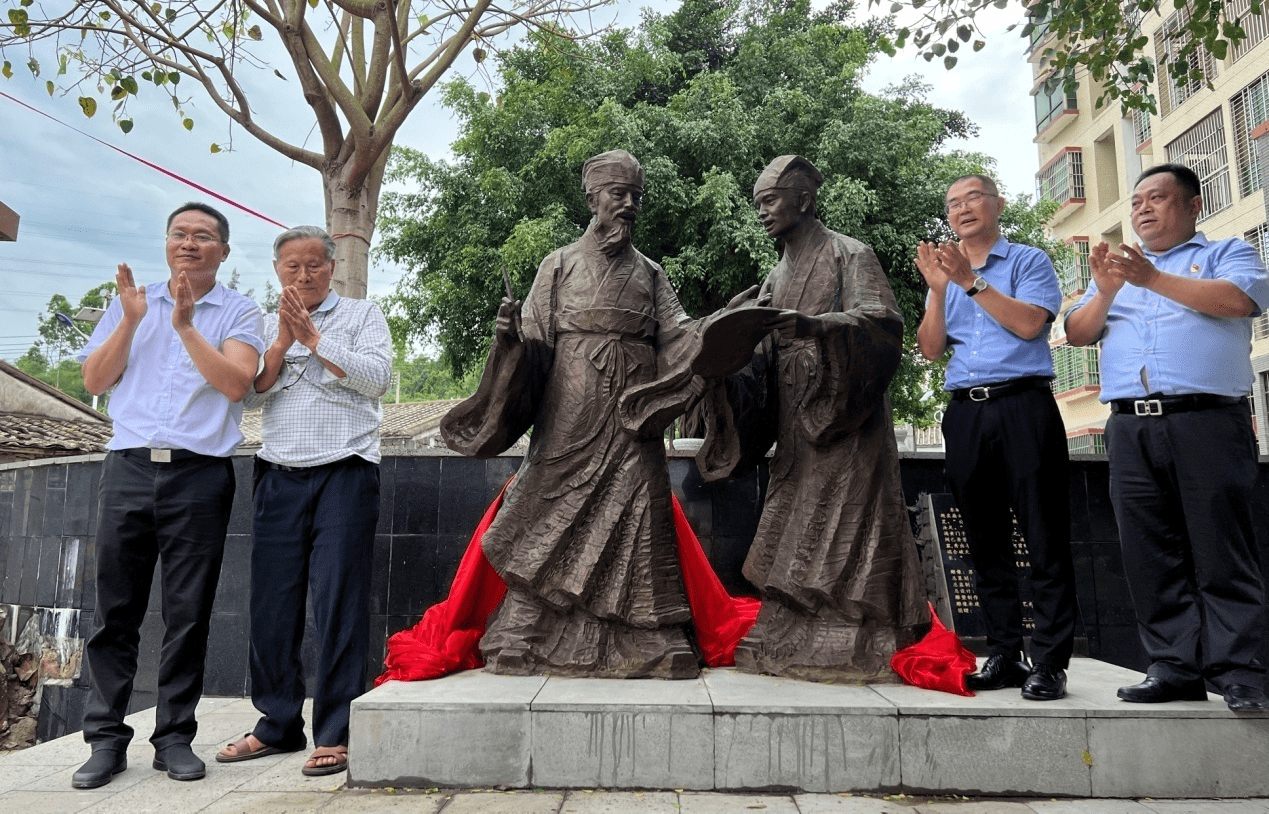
[
  {"x1": 378, "y1": 0, "x2": 1055, "y2": 426},
  {"x1": 874, "y1": 0, "x2": 1264, "y2": 115},
  {"x1": 36, "y1": 282, "x2": 115, "y2": 353},
  {"x1": 13, "y1": 346, "x2": 95, "y2": 406},
  {"x1": 392, "y1": 351, "x2": 481, "y2": 402}
]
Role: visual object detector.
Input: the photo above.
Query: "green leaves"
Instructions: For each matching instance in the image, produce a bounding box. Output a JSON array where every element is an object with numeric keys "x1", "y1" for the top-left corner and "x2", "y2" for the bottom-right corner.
[
  {"x1": 8, "y1": 8, "x2": 30, "y2": 36},
  {"x1": 1, "y1": 61, "x2": 11, "y2": 79},
  {"x1": 118, "y1": 118, "x2": 134, "y2": 133},
  {"x1": 182, "y1": 117, "x2": 194, "y2": 130},
  {"x1": 78, "y1": 96, "x2": 97, "y2": 117}
]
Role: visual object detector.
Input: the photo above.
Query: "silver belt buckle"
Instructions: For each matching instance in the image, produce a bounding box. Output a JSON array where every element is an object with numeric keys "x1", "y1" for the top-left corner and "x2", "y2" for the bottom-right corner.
[
  {"x1": 1133, "y1": 399, "x2": 1163, "y2": 416},
  {"x1": 150, "y1": 449, "x2": 172, "y2": 463},
  {"x1": 969, "y1": 386, "x2": 990, "y2": 402}
]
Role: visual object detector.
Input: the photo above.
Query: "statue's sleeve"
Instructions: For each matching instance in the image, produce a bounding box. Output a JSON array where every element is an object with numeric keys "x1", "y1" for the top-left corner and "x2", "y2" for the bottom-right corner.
[
  {"x1": 440, "y1": 255, "x2": 557, "y2": 458},
  {"x1": 797, "y1": 240, "x2": 903, "y2": 442},
  {"x1": 693, "y1": 329, "x2": 779, "y2": 483}
]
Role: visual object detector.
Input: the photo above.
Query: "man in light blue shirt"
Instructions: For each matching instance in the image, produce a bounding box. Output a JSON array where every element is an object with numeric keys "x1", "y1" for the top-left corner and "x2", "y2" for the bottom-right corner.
[
  {"x1": 917, "y1": 173, "x2": 1075, "y2": 702},
  {"x1": 71, "y1": 203, "x2": 264, "y2": 788},
  {"x1": 1067, "y1": 163, "x2": 1268, "y2": 712}
]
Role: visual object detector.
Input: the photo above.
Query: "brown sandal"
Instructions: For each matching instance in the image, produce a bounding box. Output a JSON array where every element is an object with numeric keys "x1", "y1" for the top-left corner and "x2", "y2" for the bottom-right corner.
[
  {"x1": 216, "y1": 733, "x2": 284, "y2": 763},
  {"x1": 302, "y1": 745, "x2": 348, "y2": 776}
]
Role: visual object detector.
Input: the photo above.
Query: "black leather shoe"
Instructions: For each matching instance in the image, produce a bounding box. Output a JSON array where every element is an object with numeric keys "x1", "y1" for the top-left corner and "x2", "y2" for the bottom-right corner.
[
  {"x1": 72, "y1": 749, "x2": 127, "y2": 789},
  {"x1": 966, "y1": 654, "x2": 1030, "y2": 691},
  {"x1": 1117, "y1": 675, "x2": 1208, "y2": 703},
  {"x1": 1223, "y1": 684, "x2": 1269, "y2": 712},
  {"x1": 1021, "y1": 664, "x2": 1067, "y2": 701},
  {"x1": 153, "y1": 743, "x2": 206, "y2": 781}
]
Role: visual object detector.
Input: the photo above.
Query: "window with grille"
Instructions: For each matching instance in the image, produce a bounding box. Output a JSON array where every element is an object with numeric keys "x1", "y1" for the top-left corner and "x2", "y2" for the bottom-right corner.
[
  {"x1": 1228, "y1": 0, "x2": 1269, "y2": 61},
  {"x1": 1036, "y1": 150, "x2": 1085, "y2": 205},
  {"x1": 1051, "y1": 344, "x2": 1100, "y2": 394},
  {"x1": 1067, "y1": 433, "x2": 1107, "y2": 455},
  {"x1": 1231, "y1": 71, "x2": 1269, "y2": 197},
  {"x1": 1132, "y1": 108, "x2": 1152, "y2": 148},
  {"x1": 1156, "y1": 5, "x2": 1219, "y2": 117},
  {"x1": 1165, "y1": 110, "x2": 1232, "y2": 221},
  {"x1": 1058, "y1": 239, "x2": 1092, "y2": 297},
  {"x1": 1034, "y1": 75, "x2": 1078, "y2": 133}
]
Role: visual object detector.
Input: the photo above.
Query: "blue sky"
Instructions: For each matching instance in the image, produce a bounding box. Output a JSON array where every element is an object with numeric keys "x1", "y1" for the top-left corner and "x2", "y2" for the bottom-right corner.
[{"x1": 0, "y1": 3, "x2": 1035, "y2": 363}]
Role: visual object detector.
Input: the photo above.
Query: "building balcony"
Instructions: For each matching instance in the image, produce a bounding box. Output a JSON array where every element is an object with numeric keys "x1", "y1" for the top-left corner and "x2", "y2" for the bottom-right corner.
[{"x1": 1037, "y1": 148, "x2": 1085, "y2": 226}]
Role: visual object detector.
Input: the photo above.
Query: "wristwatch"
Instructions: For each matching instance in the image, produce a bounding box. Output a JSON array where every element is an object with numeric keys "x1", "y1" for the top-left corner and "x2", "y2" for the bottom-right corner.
[{"x1": 965, "y1": 276, "x2": 988, "y2": 297}]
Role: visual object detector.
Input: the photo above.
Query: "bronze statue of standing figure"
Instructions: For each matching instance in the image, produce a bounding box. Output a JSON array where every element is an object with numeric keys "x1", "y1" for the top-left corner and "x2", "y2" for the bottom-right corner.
[
  {"x1": 695, "y1": 155, "x2": 926, "y2": 682},
  {"x1": 441, "y1": 150, "x2": 705, "y2": 679}
]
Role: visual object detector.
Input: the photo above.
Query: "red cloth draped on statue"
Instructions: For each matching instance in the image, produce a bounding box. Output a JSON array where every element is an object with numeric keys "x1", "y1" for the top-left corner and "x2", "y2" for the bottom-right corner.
[
  {"x1": 376, "y1": 483, "x2": 761, "y2": 685},
  {"x1": 889, "y1": 602, "x2": 977, "y2": 696}
]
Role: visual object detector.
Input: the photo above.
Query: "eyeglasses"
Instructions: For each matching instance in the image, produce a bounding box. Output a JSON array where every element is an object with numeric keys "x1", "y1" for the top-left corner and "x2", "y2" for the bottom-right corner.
[
  {"x1": 945, "y1": 191, "x2": 997, "y2": 213},
  {"x1": 166, "y1": 230, "x2": 222, "y2": 245}
]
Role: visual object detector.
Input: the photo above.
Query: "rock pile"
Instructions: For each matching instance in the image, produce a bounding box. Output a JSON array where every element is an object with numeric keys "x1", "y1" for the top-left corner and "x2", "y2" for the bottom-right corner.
[{"x1": 0, "y1": 608, "x2": 38, "y2": 750}]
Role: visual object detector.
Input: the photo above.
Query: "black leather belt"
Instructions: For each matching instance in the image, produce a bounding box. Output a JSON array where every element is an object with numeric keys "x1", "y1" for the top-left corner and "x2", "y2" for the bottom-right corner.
[
  {"x1": 258, "y1": 456, "x2": 356, "y2": 472},
  {"x1": 1110, "y1": 394, "x2": 1246, "y2": 416},
  {"x1": 950, "y1": 376, "x2": 1052, "y2": 402},
  {"x1": 115, "y1": 447, "x2": 214, "y2": 464}
]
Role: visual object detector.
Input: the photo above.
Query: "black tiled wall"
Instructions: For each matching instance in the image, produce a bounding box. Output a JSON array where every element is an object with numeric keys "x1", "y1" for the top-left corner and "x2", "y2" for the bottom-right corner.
[{"x1": 6, "y1": 453, "x2": 1267, "y2": 742}]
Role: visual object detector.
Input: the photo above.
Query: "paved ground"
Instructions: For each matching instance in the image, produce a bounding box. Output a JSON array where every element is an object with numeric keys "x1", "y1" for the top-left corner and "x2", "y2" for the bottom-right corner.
[{"x1": 2, "y1": 697, "x2": 1268, "y2": 813}]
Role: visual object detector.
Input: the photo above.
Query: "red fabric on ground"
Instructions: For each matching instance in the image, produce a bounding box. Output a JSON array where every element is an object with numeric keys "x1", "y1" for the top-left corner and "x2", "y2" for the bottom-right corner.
[
  {"x1": 889, "y1": 602, "x2": 977, "y2": 696},
  {"x1": 376, "y1": 486, "x2": 760, "y2": 684}
]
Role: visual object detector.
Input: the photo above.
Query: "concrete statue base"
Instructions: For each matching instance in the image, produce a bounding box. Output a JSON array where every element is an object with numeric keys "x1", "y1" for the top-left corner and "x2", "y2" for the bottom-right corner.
[{"x1": 348, "y1": 658, "x2": 1269, "y2": 797}]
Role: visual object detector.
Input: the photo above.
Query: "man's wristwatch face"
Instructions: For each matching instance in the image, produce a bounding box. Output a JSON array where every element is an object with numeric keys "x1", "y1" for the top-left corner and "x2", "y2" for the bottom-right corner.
[{"x1": 966, "y1": 276, "x2": 988, "y2": 297}]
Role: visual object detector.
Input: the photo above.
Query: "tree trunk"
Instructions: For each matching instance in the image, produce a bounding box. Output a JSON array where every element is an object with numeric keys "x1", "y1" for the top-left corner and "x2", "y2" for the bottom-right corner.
[{"x1": 323, "y1": 151, "x2": 388, "y2": 299}]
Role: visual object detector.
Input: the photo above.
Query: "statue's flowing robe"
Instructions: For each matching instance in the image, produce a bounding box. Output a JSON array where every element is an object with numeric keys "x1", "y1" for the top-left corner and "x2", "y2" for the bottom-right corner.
[
  {"x1": 441, "y1": 226, "x2": 700, "y2": 678},
  {"x1": 697, "y1": 221, "x2": 925, "y2": 681}
]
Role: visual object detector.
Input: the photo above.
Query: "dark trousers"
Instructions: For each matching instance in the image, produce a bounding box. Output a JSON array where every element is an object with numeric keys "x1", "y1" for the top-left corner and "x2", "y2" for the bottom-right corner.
[
  {"x1": 82, "y1": 451, "x2": 235, "y2": 752},
  {"x1": 942, "y1": 386, "x2": 1076, "y2": 667},
  {"x1": 1106, "y1": 404, "x2": 1265, "y2": 688},
  {"x1": 249, "y1": 456, "x2": 378, "y2": 749}
]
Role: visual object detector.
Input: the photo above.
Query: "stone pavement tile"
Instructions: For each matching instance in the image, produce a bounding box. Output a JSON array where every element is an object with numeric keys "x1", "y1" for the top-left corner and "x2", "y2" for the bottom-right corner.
[
  {"x1": 442, "y1": 789, "x2": 565, "y2": 813},
  {"x1": 230, "y1": 749, "x2": 349, "y2": 792},
  {"x1": 678, "y1": 791, "x2": 799, "y2": 812},
  {"x1": 73, "y1": 765, "x2": 253, "y2": 814},
  {"x1": 791, "y1": 794, "x2": 920, "y2": 813},
  {"x1": 192, "y1": 714, "x2": 272, "y2": 748},
  {"x1": 0, "y1": 761, "x2": 78, "y2": 793},
  {"x1": 558, "y1": 790, "x2": 678, "y2": 813},
  {"x1": 1, "y1": 735, "x2": 87, "y2": 765},
  {"x1": 0, "y1": 789, "x2": 112, "y2": 813},
  {"x1": 196, "y1": 791, "x2": 332, "y2": 813},
  {"x1": 321, "y1": 788, "x2": 447, "y2": 812},
  {"x1": 1139, "y1": 801, "x2": 1269, "y2": 813},
  {"x1": 912, "y1": 803, "x2": 1036, "y2": 813},
  {"x1": 1029, "y1": 800, "x2": 1156, "y2": 813}
]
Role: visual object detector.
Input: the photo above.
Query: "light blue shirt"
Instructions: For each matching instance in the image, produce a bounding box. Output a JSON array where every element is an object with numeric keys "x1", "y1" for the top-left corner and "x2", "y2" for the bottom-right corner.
[
  {"x1": 77, "y1": 279, "x2": 265, "y2": 457},
  {"x1": 1066, "y1": 233, "x2": 1269, "y2": 401},
  {"x1": 937, "y1": 237, "x2": 1062, "y2": 390}
]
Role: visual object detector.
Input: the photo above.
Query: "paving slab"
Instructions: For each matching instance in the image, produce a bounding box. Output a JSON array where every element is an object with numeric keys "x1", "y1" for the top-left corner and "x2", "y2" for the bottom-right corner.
[
  {"x1": 320, "y1": 789, "x2": 448, "y2": 812},
  {"x1": 1138, "y1": 800, "x2": 1269, "y2": 813},
  {"x1": 913, "y1": 804, "x2": 1036, "y2": 813},
  {"x1": 0, "y1": 789, "x2": 113, "y2": 814},
  {"x1": 196, "y1": 790, "x2": 331, "y2": 813},
  {"x1": 558, "y1": 790, "x2": 680, "y2": 813},
  {"x1": 793, "y1": 795, "x2": 923, "y2": 813},
  {"x1": 349, "y1": 671, "x2": 546, "y2": 789},
  {"x1": 442, "y1": 790, "x2": 566, "y2": 813},
  {"x1": 1028, "y1": 800, "x2": 1156, "y2": 813},
  {"x1": 677, "y1": 790, "x2": 801, "y2": 812},
  {"x1": 0, "y1": 760, "x2": 73, "y2": 793},
  {"x1": 531, "y1": 676, "x2": 713, "y2": 790}
]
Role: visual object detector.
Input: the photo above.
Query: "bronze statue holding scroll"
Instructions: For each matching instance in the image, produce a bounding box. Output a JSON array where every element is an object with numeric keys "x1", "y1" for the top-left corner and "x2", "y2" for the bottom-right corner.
[{"x1": 694, "y1": 155, "x2": 925, "y2": 682}]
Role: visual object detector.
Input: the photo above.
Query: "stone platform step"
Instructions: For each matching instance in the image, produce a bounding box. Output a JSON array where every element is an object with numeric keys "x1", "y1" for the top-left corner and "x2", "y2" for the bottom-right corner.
[{"x1": 348, "y1": 658, "x2": 1269, "y2": 798}]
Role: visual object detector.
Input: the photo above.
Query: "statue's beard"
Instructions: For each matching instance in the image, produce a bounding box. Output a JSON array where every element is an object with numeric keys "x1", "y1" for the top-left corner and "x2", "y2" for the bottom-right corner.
[{"x1": 592, "y1": 216, "x2": 634, "y2": 256}]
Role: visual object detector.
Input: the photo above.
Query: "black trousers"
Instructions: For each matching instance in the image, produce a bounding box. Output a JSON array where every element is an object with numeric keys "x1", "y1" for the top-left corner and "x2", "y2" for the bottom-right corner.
[
  {"x1": 249, "y1": 456, "x2": 378, "y2": 749},
  {"x1": 1106, "y1": 404, "x2": 1266, "y2": 688},
  {"x1": 82, "y1": 450, "x2": 235, "y2": 752},
  {"x1": 942, "y1": 386, "x2": 1076, "y2": 667}
]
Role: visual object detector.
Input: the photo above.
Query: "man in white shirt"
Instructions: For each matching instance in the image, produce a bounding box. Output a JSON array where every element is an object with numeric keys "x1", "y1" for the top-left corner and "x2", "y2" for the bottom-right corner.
[{"x1": 215, "y1": 225, "x2": 392, "y2": 775}]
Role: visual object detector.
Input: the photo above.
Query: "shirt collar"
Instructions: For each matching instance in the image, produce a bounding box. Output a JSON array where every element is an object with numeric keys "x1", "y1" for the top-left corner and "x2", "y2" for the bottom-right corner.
[
  {"x1": 1142, "y1": 231, "x2": 1208, "y2": 260},
  {"x1": 151, "y1": 279, "x2": 227, "y2": 306},
  {"x1": 988, "y1": 235, "x2": 1010, "y2": 260},
  {"x1": 312, "y1": 289, "x2": 340, "y2": 314}
]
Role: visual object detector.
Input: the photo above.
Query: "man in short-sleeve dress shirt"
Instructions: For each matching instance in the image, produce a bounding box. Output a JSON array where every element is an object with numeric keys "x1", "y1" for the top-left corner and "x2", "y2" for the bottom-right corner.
[
  {"x1": 1066, "y1": 163, "x2": 1268, "y2": 712},
  {"x1": 916, "y1": 174, "x2": 1076, "y2": 702},
  {"x1": 72, "y1": 202, "x2": 264, "y2": 788}
]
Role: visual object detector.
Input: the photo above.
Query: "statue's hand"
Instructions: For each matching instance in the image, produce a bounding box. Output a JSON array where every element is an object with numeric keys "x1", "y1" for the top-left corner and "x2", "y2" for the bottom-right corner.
[
  {"x1": 766, "y1": 309, "x2": 820, "y2": 339},
  {"x1": 496, "y1": 296, "x2": 523, "y2": 344},
  {"x1": 724, "y1": 284, "x2": 766, "y2": 310}
]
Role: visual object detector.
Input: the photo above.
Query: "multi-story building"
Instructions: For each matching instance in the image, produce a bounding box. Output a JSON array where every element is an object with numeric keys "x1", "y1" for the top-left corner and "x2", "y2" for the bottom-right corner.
[{"x1": 1030, "y1": 2, "x2": 1269, "y2": 452}]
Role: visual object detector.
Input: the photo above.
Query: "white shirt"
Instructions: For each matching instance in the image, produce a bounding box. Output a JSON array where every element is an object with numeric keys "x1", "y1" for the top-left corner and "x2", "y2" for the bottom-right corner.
[{"x1": 244, "y1": 291, "x2": 393, "y2": 466}]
